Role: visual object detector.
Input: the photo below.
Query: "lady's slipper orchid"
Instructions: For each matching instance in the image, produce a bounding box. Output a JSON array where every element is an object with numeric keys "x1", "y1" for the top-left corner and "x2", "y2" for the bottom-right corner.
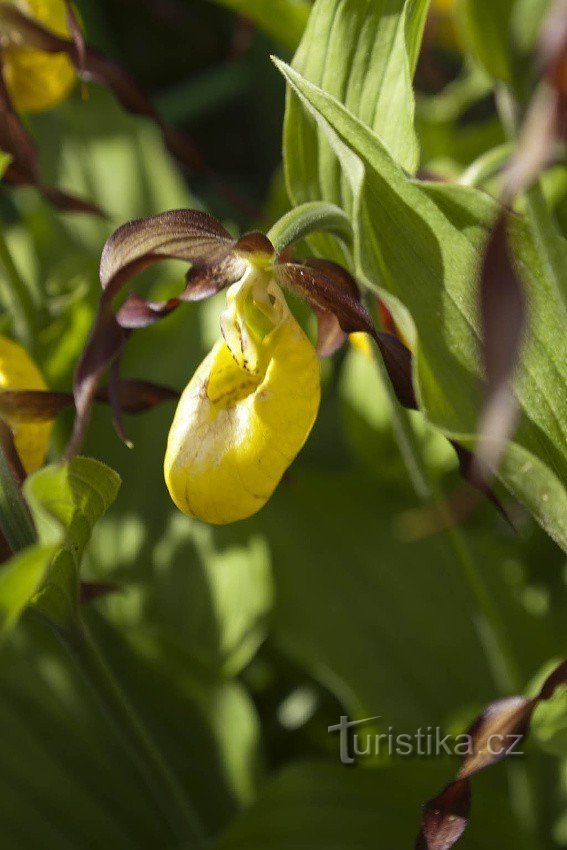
[
  {"x1": 0, "y1": 0, "x2": 76, "y2": 113},
  {"x1": 0, "y1": 0, "x2": 202, "y2": 213},
  {"x1": 165, "y1": 266, "x2": 321, "y2": 523},
  {"x1": 0, "y1": 334, "x2": 52, "y2": 472},
  {"x1": 70, "y1": 209, "x2": 416, "y2": 525}
]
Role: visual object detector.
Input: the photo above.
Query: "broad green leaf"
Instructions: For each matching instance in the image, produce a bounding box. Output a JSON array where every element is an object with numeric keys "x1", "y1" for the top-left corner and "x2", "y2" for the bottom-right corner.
[
  {"x1": 214, "y1": 760, "x2": 525, "y2": 848},
  {"x1": 256, "y1": 468, "x2": 557, "y2": 729},
  {"x1": 0, "y1": 545, "x2": 57, "y2": 636},
  {"x1": 25, "y1": 456, "x2": 121, "y2": 558},
  {"x1": 0, "y1": 615, "x2": 261, "y2": 847},
  {"x1": 147, "y1": 514, "x2": 273, "y2": 676},
  {"x1": 284, "y1": 0, "x2": 430, "y2": 203},
  {"x1": 276, "y1": 61, "x2": 567, "y2": 550},
  {"x1": 208, "y1": 0, "x2": 310, "y2": 51},
  {"x1": 0, "y1": 458, "x2": 119, "y2": 637}
]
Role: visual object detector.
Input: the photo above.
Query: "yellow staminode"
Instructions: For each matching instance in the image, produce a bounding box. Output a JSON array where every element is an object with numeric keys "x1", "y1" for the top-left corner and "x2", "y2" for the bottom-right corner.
[
  {"x1": 0, "y1": 335, "x2": 52, "y2": 472},
  {"x1": 164, "y1": 273, "x2": 321, "y2": 524},
  {"x1": 2, "y1": 0, "x2": 76, "y2": 113}
]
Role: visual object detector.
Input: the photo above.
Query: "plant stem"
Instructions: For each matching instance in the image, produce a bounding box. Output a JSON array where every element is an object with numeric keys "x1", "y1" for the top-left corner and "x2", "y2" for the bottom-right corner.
[
  {"x1": 63, "y1": 617, "x2": 207, "y2": 848},
  {"x1": 0, "y1": 228, "x2": 36, "y2": 349},
  {"x1": 267, "y1": 201, "x2": 353, "y2": 255}
]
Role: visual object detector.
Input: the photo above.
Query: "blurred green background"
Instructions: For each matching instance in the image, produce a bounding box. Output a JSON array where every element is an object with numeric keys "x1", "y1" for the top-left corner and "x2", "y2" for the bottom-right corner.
[{"x1": 0, "y1": 1, "x2": 566, "y2": 848}]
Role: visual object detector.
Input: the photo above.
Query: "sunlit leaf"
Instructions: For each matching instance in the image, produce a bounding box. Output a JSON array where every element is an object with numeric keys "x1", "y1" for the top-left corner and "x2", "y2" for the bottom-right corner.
[{"x1": 277, "y1": 60, "x2": 567, "y2": 550}]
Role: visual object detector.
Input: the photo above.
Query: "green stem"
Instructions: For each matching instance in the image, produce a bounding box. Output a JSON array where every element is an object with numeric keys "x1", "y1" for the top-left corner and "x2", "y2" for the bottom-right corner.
[
  {"x1": 62, "y1": 617, "x2": 206, "y2": 848},
  {"x1": 459, "y1": 143, "x2": 514, "y2": 188},
  {"x1": 267, "y1": 201, "x2": 353, "y2": 255},
  {"x1": 0, "y1": 228, "x2": 36, "y2": 349},
  {"x1": 0, "y1": 431, "x2": 37, "y2": 553}
]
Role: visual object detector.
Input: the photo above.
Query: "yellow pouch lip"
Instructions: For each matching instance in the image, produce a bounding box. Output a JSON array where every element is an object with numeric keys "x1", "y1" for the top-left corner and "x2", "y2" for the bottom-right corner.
[
  {"x1": 2, "y1": 0, "x2": 76, "y2": 113},
  {"x1": 164, "y1": 312, "x2": 321, "y2": 525}
]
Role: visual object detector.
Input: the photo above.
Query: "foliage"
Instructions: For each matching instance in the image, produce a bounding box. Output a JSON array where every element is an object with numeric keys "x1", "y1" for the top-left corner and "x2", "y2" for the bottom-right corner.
[{"x1": 0, "y1": 0, "x2": 565, "y2": 848}]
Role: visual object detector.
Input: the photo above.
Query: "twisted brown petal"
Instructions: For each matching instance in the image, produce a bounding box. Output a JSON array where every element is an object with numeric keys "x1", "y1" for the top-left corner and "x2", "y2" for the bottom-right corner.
[
  {"x1": 473, "y1": 215, "x2": 526, "y2": 485},
  {"x1": 69, "y1": 210, "x2": 247, "y2": 457},
  {"x1": 0, "y1": 381, "x2": 178, "y2": 423},
  {"x1": 304, "y1": 259, "x2": 359, "y2": 357},
  {"x1": 416, "y1": 659, "x2": 567, "y2": 850},
  {"x1": 0, "y1": 3, "x2": 204, "y2": 174},
  {"x1": 0, "y1": 55, "x2": 101, "y2": 214}
]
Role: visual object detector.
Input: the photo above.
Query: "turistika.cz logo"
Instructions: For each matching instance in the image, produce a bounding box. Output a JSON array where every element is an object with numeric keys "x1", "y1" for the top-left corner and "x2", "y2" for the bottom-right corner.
[{"x1": 327, "y1": 715, "x2": 524, "y2": 765}]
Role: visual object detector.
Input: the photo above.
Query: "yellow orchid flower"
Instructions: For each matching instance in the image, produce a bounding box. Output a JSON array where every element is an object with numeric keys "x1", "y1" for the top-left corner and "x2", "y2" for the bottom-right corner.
[
  {"x1": 1, "y1": 0, "x2": 76, "y2": 113},
  {"x1": 165, "y1": 266, "x2": 321, "y2": 524},
  {"x1": 0, "y1": 334, "x2": 52, "y2": 472},
  {"x1": 71, "y1": 209, "x2": 414, "y2": 525}
]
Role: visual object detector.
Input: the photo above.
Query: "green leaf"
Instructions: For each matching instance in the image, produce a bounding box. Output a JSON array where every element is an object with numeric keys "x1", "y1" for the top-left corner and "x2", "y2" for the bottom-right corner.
[
  {"x1": 276, "y1": 60, "x2": 567, "y2": 550},
  {"x1": 0, "y1": 615, "x2": 261, "y2": 847},
  {"x1": 257, "y1": 468, "x2": 557, "y2": 726},
  {"x1": 0, "y1": 457, "x2": 120, "y2": 637},
  {"x1": 283, "y1": 0, "x2": 429, "y2": 201},
  {"x1": 25, "y1": 457, "x2": 121, "y2": 556},
  {"x1": 24, "y1": 457, "x2": 120, "y2": 629},
  {"x1": 339, "y1": 343, "x2": 455, "y2": 481},
  {"x1": 214, "y1": 760, "x2": 525, "y2": 848},
  {"x1": 146, "y1": 514, "x2": 273, "y2": 676},
  {"x1": 0, "y1": 544, "x2": 57, "y2": 636},
  {"x1": 208, "y1": 0, "x2": 310, "y2": 52}
]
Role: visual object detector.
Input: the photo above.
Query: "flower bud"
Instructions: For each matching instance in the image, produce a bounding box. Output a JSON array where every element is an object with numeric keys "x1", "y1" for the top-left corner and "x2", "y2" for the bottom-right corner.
[
  {"x1": 2, "y1": 0, "x2": 76, "y2": 113},
  {"x1": 0, "y1": 335, "x2": 52, "y2": 471}
]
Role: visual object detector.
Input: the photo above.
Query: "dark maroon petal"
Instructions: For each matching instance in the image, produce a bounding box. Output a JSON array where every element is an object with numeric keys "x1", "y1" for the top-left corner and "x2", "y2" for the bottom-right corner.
[
  {"x1": 0, "y1": 389, "x2": 73, "y2": 421},
  {"x1": 0, "y1": 4, "x2": 204, "y2": 173},
  {"x1": 471, "y1": 214, "x2": 526, "y2": 487},
  {"x1": 415, "y1": 658, "x2": 567, "y2": 850},
  {"x1": 375, "y1": 332, "x2": 418, "y2": 410},
  {"x1": 64, "y1": 0, "x2": 86, "y2": 76},
  {"x1": 273, "y1": 261, "x2": 375, "y2": 336},
  {"x1": 0, "y1": 418, "x2": 27, "y2": 487},
  {"x1": 69, "y1": 209, "x2": 245, "y2": 457},
  {"x1": 235, "y1": 231, "x2": 276, "y2": 261},
  {"x1": 0, "y1": 381, "x2": 177, "y2": 426},
  {"x1": 116, "y1": 294, "x2": 180, "y2": 330},
  {"x1": 416, "y1": 779, "x2": 470, "y2": 850},
  {"x1": 459, "y1": 696, "x2": 535, "y2": 779},
  {"x1": 0, "y1": 52, "x2": 103, "y2": 215},
  {"x1": 303, "y1": 259, "x2": 359, "y2": 356},
  {"x1": 99, "y1": 209, "x2": 238, "y2": 292}
]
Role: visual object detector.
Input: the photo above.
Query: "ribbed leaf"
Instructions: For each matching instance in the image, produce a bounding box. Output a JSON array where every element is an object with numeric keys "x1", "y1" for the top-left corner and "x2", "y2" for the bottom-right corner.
[
  {"x1": 276, "y1": 60, "x2": 567, "y2": 550},
  {"x1": 0, "y1": 458, "x2": 120, "y2": 636}
]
